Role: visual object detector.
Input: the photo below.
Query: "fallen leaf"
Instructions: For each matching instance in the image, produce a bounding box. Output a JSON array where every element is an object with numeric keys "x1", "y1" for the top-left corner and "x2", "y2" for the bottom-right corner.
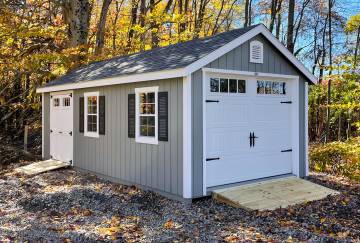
[{"x1": 164, "y1": 219, "x2": 174, "y2": 229}]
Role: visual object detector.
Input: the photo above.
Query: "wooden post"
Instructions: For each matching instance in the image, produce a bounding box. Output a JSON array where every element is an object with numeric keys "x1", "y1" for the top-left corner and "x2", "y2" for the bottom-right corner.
[{"x1": 24, "y1": 125, "x2": 28, "y2": 152}]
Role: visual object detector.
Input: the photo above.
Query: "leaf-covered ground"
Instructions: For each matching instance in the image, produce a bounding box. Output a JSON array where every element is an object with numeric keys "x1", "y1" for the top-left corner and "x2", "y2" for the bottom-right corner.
[{"x1": 0, "y1": 162, "x2": 359, "y2": 242}]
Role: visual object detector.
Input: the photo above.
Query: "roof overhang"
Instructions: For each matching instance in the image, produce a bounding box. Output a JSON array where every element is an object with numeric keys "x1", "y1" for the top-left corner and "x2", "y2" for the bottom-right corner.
[{"x1": 37, "y1": 24, "x2": 317, "y2": 93}]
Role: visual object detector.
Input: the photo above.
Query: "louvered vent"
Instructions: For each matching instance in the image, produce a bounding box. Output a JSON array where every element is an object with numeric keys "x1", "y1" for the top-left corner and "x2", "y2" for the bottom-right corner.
[{"x1": 249, "y1": 40, "x2": 263, "y2": 63}]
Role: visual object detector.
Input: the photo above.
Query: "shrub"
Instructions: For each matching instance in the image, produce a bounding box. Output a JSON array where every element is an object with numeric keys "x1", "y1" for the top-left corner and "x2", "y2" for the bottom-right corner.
[{"x1": 309, "y1": 137, "x2": 360, "y2": 181}]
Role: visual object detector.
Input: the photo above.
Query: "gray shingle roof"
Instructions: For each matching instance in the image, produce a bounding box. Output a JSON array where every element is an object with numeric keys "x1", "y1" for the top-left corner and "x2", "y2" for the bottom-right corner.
[{"x1": 44, "y1": 25, "x2": 259, "y2": 87}]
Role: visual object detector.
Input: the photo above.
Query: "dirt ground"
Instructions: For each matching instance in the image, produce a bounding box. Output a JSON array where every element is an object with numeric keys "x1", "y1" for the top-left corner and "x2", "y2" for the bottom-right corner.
[{"x1": 0, "y1": 161, "x2": 359, "y2": 242}]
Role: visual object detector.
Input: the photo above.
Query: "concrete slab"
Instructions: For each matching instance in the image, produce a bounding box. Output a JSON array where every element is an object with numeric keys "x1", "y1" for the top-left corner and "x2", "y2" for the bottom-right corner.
[
  {"x1": 15, "y1": 160, "x2": 70, "y2": 175},
  {"x1": 212, "y1": 176, "x2": 339, "y2": 211}
]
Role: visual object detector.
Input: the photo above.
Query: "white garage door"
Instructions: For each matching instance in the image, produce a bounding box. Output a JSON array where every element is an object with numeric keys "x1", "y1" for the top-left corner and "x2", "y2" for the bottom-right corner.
[
  {"x1": 206, "y1": 76, "x2": 293, "y2": 187},
  {"x1": 50, "y1": 92, "x2": 73, "y2": 163}
]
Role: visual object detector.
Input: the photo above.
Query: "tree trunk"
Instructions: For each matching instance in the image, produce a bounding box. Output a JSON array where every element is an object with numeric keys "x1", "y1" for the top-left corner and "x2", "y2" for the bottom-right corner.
[
  {"x1": 95, "y1": 0, "x2": 112, "y2": 55},
  {"x1": 126, "y1": 0, "x2": 139, "y2": 52},
  {"x1": 325, "y1": 0, "x2": 334, "y2": 143},
  {"x1": 62, "y1": 0, "x2": 91, "y2": 47},
  {"x1": 269, "y1": 0, "x2": 278, "y2": 33},
  {"x1": 112, "y1": 0, "x2": 123, "y2": 51},
  {"x1": 286, "y1": 0, "x2": 295, "y2": 53},
  {"x1": 353, "y1": 26, "x2": 360, "y2": 72},
  {"x1": 244, "y1": 0, "x2": 249, "y2": 27},
  {"x1": 276, "y1": 12, "x2": 281, "y2": 39}
]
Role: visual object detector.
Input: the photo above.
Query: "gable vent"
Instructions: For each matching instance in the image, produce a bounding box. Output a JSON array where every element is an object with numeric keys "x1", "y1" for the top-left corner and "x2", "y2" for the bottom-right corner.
[{"x1": 249, "y1": 40, "x2": 263, "y2": 63}]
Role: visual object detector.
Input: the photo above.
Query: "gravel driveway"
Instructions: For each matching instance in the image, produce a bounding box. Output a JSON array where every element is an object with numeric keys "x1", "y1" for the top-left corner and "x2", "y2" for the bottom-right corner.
[{"x1": 0, "y1": 162, "x2": 359, "y2": 242}]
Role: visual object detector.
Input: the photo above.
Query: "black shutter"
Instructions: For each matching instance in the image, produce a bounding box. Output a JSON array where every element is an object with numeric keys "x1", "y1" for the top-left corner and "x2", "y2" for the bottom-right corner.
[
  {"x1": 79, "y1": 97, "x2": 84, "y2": 133},
  {"x1": 128, "y1": 94, "x2": 135, "y2": 138},
  {"x1": 99, "y1": 96, "x2": 105, "y2": 135},
  {"x1": 158, "y1": 92, "x2": 168, "y2": 141}
]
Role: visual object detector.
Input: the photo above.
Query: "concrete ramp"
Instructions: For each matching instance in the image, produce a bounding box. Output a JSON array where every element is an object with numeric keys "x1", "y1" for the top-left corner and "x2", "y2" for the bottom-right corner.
[
  {"x1": 213, "y1": 176, "x2": 339, "y2": 211},
  {"x1": 15, "y1": 159, "x2": 70, "y2": 175}
]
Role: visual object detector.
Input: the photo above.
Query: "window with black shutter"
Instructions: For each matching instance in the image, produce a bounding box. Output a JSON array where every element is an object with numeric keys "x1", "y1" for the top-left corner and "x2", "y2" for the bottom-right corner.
[
  {"x1": 79, "y1": 97, "x2": 84, "y2": 133},
  {"x1": 158, "y1": 92, "x2": 168, "y2": 141},
  {"x1": 99, "y1": 96, "x2": 105, "y2": 135},
  {"x1": 128, "y1": 94, "x2": 136, "y2": 138}
]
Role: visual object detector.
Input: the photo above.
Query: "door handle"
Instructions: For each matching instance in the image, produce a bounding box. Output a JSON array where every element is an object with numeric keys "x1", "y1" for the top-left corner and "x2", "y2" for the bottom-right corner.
[
  {"x1": 253, "y1": 132, "x2": 258, "y2": 146},
  {"x1": 206, "y1": 157, "x2": 220, "y2": 161},
  {"x1": 206, "y1": 99, "x2": 219, "y2": 103},
  {"x1": 249, "y1": 132, "x2": 253, "y2": 147}
]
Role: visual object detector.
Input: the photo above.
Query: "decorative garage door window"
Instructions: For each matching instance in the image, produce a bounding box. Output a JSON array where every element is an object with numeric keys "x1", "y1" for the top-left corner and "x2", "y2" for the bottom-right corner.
[
  {"x1": 63, "y1": 97, "x2": 71, "y2": 107},
  {"x1": 53, "y1": 98, "x2": 60, "y2": 107},
  {"x1": 210, "y1": 78, "x2": 246, "y2": 93},
  {"x1": 135, "y1": 86, "x2": 159, "y2": 144},
  {"x1": 257, "y1": 80, "x2": 286, "y2": 95}
]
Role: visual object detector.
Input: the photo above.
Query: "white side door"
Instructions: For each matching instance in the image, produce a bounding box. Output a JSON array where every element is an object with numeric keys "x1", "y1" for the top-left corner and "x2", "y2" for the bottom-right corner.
[
  {"x1": 205, "y1": 76, "x2": 293, "y2": 188},
  {"x1": 50, "y1": 92, "x2": 73, "y2": 163}
]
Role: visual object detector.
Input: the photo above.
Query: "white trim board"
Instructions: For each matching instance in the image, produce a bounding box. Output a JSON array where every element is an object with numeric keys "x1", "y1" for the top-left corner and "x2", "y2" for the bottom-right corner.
[
  {"x1": 37, "y1": 25, "x2": 317, "y2": 94},
  {"x1": 182, "y1": 75, "x2": 192, "y2": 198}
]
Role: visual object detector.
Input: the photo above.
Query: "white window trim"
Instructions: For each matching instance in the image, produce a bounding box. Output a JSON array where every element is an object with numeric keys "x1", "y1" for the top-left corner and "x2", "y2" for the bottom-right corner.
[
  {"x1": 84, "y1": 91, "x2": 99, "y2": 138},
  {"x1": 249, "y1": 40, "x2": 264, "y2": 63},
  {"x1": 135, "y1": 86, "x2": 159, "y2": 145}
]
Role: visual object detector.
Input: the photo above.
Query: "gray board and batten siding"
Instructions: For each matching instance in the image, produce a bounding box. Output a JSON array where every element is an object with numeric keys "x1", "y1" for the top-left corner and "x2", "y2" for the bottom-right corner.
[
  {"x1": 191, "y1": 34, "x2": 308, "y2": 198},
  {"x1": 45, "y1": 78, "x2": 184, "y2": 198}
]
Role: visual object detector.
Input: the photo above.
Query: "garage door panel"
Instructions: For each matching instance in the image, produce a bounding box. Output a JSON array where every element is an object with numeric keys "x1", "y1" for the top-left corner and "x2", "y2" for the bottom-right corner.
[
  {"x1": 251, "y1": 103, "x2": 291, "y2": 123},
  {"x1": 206, "y1": 152, "x2": 291, "y2": 187},
  {"x1": 205, "y1": 77, "x2": 293, "y2": 188},
  {"x1": 207, "y1": 101, "x2": 250, "y2": 126},
  {"x1": 206, "y1": 127, "x2": 249, "y2": 157}
]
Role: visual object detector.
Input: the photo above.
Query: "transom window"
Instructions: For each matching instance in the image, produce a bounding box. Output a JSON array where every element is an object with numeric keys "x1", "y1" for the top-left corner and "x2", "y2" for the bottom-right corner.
[
  {"x1": 53, "y1": 98, "x2": 60, "y2": 107},
  {"x1": 257, "y1": 80, "x2": 286, "y2": 95},
  {"x1": 84, "y1": 92, "x2": 99, "y2": 137},
  {"x1": 135, "y1": 86, "x2": 158, "y2": 144},
  {"x1": 210, "y1": 78, "x2": 246, "y2": 94},
  {"x1": 63, "y1": 97, "x2": 71, "y2": 107}
]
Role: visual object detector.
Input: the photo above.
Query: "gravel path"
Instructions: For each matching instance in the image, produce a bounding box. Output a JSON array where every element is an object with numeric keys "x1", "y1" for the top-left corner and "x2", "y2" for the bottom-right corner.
[{"x1": 0, "y1": 163, "x2": 359, "y2": 242}]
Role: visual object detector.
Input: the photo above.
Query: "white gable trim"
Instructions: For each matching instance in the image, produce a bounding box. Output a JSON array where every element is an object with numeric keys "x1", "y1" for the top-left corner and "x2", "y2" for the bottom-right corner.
[
  {"x1": 36, "y1": 68, "x2": 186, "y2": 93},
  {"x1": 185, "y1": 24, "x2": 317, "y2": 84},
  {"x1": 37, "y1": 24, "x2": 317, "y2": 93}
]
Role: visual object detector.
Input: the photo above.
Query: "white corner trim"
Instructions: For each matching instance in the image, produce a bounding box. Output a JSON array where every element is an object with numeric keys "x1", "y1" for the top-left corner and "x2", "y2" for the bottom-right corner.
[
  {"x1": 291, "y1": 77, "x2": 300, "y2": 177},
  {"x1": 41, "y1": 93, "x2": 45, "y2": 158},
  {"x1": 36, "y1": 68, "x2": 186, "y2": 93},
  {"x1": 135, "y1": 86, "x2": 159, "y2": 145},
  {"x1": 305, "y1": 82, "x2": 309, "y2": 176},
  {"x1": 84, "y1": 91, "x2": 100, "y2": 138},
  {"x1": 202, "y1": 69, "x2": 208, "y2": 196},
  {"x1": 183, "y1": 75, "x2": 192, "y2": 198}
]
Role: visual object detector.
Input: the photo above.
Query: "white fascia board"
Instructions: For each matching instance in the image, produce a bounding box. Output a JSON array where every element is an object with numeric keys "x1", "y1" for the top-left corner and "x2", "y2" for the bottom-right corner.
[
  {"x1": 258, "y1": 25, "x2": 318, "y2": 84},
  {"x1": 185, "y1": 24, "x2": 318, "y2": 84},
  {"x1": 36, "y1": 68, "x2": 186, "y2": 93},
  {"x1": 184, "y1": 25, "x2": 263, "y2": 75},
  {"x1": 202, "y1": 68, "x2": 299, "y2": 80}
]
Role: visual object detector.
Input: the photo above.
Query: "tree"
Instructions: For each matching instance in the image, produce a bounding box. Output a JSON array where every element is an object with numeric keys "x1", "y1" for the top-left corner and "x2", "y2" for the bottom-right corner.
[
  {"x1": 286, "y1": 0, "x2": 295, "y2": 53},
  {"x1": 95, "y1": 0, "x2": 112, "y2": 55}
]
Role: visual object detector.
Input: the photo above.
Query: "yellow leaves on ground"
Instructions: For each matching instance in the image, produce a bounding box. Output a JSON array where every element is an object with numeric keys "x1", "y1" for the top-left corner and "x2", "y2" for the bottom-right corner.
[
  {"x1": 163, "y1": 219, "x2": 174, "y2": 229},
  {"x1": 98, "y1": 216, "x2": 142, "y2": 241}
]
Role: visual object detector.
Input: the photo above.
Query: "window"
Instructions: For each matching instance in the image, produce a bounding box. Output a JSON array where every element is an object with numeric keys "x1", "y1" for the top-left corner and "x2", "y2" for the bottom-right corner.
[
  {"x1": 250, "y1": 40, "x2": 264, "y2": 63},
  {"x1": 53, "y1": 98, "x2": 60, "y2": 107},
  {"x1": 63, "y1": 97, "x2": 71, "y2": 107},
  {"x1": 257, "y1": 81, "x2": 286, "y2": 95},
  {"x1": 210, "y1": 78, "x2": 246, "y2": 94},
  {"x1": 84, "y1": 92, "x2": 99, "y2": 137},
  {"x1": 135, "y1": 86, "x2": 158, "y2": 144}
]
